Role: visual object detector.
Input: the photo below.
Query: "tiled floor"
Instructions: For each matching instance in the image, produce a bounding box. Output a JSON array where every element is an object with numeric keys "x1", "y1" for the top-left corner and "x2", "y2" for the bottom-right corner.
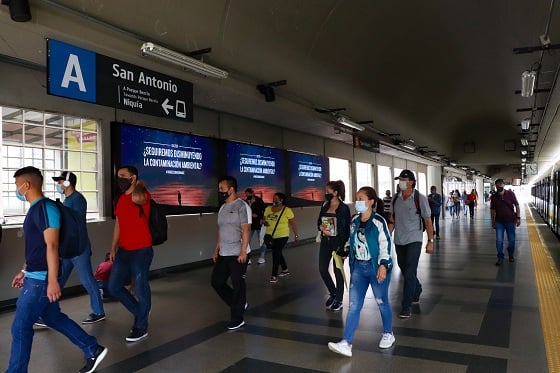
[{"x1": 0, "y1": 203, "x2": 551, "y2": 372}]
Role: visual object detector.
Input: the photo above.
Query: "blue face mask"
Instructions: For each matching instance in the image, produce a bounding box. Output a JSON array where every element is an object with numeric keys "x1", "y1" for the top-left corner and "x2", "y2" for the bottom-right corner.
[
  {"x1": 56, "y1": 184, "x2": 65, "y2": 194},
  {"x1": 355, "y1": 200, "x2": 368, "y2": 213},
  {"x1": 273, "y1": 201, "x2": 280, "y2": 207},
  {"x1": 15, "y1": 184, "x2": 27, "y2": 202}
]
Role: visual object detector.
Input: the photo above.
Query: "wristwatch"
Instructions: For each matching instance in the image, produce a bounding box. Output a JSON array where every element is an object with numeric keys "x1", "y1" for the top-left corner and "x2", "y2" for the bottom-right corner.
[{"x1": 428, "y1": 239, "x2": 434, "y2": 243}]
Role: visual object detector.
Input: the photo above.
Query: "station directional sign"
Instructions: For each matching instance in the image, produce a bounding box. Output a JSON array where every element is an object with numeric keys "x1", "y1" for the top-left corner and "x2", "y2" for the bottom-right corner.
[{"x1": 47, "y1": 39, "x2": 193, "y2": 122}]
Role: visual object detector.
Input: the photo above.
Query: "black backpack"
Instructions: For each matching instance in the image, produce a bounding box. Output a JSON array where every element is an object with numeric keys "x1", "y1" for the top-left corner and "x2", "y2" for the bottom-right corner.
[
  {"x1": 38, "y1": 199, "x2": 89, "y2": 258},
  {"x1": 392, "y1": 189, "x2": 426, "y2": 232},
  {"x1": 139, "y1": 199, "x2": 168, "y2": 246}
]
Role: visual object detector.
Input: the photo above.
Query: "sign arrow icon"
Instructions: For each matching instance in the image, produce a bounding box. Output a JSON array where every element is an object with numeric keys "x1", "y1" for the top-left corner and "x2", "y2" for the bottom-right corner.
[{"x1": 161, "y1": 98, "x2": 173, "y2": 115}]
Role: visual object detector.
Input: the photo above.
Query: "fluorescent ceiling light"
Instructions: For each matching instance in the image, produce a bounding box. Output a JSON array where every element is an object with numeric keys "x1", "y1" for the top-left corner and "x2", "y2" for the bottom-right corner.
[
  {"x1": 140, "y1": 42, "x2": 228, "y2": 79},
  {"x1": 521, "y1": 138, "x2": 529, "y2": 146},
  {"x1": 521, "y1": 150, "x2": 527, "y2": 155},
  {"x1": 400, "y1": 141, "x2": 416, "y2": 151},
  {"x1": 521, "y1": 157, "x2": 527, "y2": 162},
  {"x1": 521, "y1": 70, "x2": 536, "y2": 97},
  {"x1": 521, "y1": 118, "x2": 531, "y2": 130},
  {"x1": 336, "y1": 116, "x2": 365, "y2": 131}
]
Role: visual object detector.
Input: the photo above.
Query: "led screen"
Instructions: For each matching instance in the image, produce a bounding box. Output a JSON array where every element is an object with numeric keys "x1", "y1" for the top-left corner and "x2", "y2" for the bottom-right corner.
[
  {"x1": 111, "y1": 122, "x2": 219, "y2": 213},
  {"x1": 289, "y1": 151, "x2": 328, "y2": 206},
  {"x1": 226, "y1": 141, "x2": 285, "y2": 203}
]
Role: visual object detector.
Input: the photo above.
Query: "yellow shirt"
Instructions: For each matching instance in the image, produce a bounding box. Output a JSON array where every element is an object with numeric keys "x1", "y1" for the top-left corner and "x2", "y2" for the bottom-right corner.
[{"x1": 264, "y1": 206, "x2": 294, "y2": 238}]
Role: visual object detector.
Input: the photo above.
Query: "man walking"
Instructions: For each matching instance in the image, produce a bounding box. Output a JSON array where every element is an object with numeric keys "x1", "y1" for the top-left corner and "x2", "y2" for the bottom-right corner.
[
  {"x1": 428, "y1": 186, "x2": 442, "y2": 239},
  {"x1": 53, "y1": 171, "x2": 105, "y2": 324},
  {"x1": 388, "y1": 170, "x2": 434, "y2": 319},
  {"x1": 245, "y1": 188, "x2": 266, "y2": 264},
  {"x1": 212, "y1": 176, "x2": 251, "y2": 330},
  {"x1": 109, "y1": 165, "x2": 153, "y2": 342},
  {"x1": 7, "y1": 166, "x2": 106, "y2": 373},
  {"x1": 490, "y1": 179, "x2": 521, "y2": 265}
]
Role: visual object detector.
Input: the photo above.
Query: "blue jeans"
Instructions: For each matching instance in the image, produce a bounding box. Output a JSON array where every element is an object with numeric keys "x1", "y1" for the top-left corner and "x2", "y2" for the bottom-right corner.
[
  {"x1": 7, "y1": 277, "x2": 98, "y2": 373},
  {"x1": 59, "y1": 248, "x2": 104, "y2": 316},
  {"x1": 395, "y1": 242, "x2": 422, "y2": 309},
  {"x1": 249, "y1": 228, "x2": 266, "y2": 255},
  {"x1": 108, "y1": 247, "x2": 153, "y2": 330},
  {"x1": 495, "y1": 222, "x2": 516, "y2": 260},
  {"x1": 343, "y1": 260, "x2": 392, "y2": 344}
]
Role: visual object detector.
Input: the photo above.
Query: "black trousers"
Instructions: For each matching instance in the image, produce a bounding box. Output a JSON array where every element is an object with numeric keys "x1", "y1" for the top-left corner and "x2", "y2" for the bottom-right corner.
[
  {"x1": 211, "y1": 255, "x2": 247, "y2": 324},
  {"x1": 319, "y1": 236, "x2": 344, "y2": 302},
  {"x1": 271, "y1": 237, "x2": 289, "y2": 277}
]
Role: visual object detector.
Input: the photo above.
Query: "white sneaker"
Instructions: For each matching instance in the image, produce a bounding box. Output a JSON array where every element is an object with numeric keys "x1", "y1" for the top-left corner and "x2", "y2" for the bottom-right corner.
[
  {"x1": 328, "y1": 340, "x2": 352, "y2": 357},
  {"x1": 378, "y1": 333, "x2": 395, "y2": 349},
  {"x1": 248, "y1": 259, "x2": 252, "y2": 264},
  {"x1": 257, "y1": 257, "x2": 266, "y2": 264}
]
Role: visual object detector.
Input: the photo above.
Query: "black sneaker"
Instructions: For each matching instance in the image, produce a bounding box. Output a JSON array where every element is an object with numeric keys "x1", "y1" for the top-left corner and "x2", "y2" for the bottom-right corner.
[
  {"x1": 495, "y1": 259, "x2": 503, "y2": 266},
  {"x1": 330, "y1": 301, "x2": 343, "y2": 311},
  {"x1": 227, "y1": 320, "x2": 245, "y2": 330},
  {"x1": 79, "y1": 345, "x2": 108, "y2": 373},
  {"x1": 412, "y1": 288, "x2": 422, "y2": 304},
  {"x1": 82, "y1": 313, "x2": 106, "y2": 324},
  {"x1": 325, "y1": 295, "x2": 336, "y2": 309},
  {"x1": 126, "y1": 328, "x2": 148, "y2": 342},
  {"x1": 399, "y1": 308, "x2": 411, "y2": 318},
  {"x1": 509, "y1": 256, "x2": 515, "y2": 263}
]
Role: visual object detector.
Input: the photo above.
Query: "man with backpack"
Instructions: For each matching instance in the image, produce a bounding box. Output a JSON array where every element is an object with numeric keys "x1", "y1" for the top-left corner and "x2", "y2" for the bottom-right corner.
[
  {"x1": 7, "y1": 166, "x2": 107, "y2": 373},
  {"x1": 388, "y1": 170, "x2": 434, "y2": 319},
  {"x1": 109, "y1": 165, "x2": 153, "y2": 343},
  {"x1": 53, "y1": 171, "x2": 105, "y2": 324}
]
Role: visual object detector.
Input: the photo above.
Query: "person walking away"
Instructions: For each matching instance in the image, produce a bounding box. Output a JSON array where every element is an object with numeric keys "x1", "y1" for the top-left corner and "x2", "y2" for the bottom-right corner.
[
  {"x1": 317, "y1": 181, "x2": 350, "y2": 311},
  {"x1": 211, "y1": 176, "x2": 251, "y2": 330},
  {"x1": 388, "y1": 170, "x2": 434, "y2": 319},
  {"x1": 328, "y1": 187, "x2": 395, "y2": 357},
  {"x1": 108, "y1": 165, "x2": 154, "y2": 342},
  {"x1": 7, "y1": 166, "x2": 107, "y2": 373},
  {"x1": 490, "y1": 179, "x2": 521, "y2": 265},
  {"x1": 264, "y1": 192, "x2": 299, "y2": 283},
  {"x1": 53, "y1": 171, "x2": 105, "y2": 324},
  {"x1": 428, "y1": 186, "x2": 442, "y2": 239},
  {"x1": 454, "y1": 190, "x2": 461, "y2": 218},
  {"x1": 382, "y1": 190, "x2": 392, "y2": 220},
  {"x1": 245, "y1": 188, "x2": 266, "y2": 264},
  {"x1": 446, "y1": 193, "x2": 455, "y2": 218},
  {"x1": 467, "y1": 189, "x2": 477, "y2": 219}
]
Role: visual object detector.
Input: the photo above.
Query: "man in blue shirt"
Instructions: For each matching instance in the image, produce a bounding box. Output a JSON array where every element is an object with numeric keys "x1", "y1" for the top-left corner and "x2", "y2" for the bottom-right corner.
[
  {"x1": 428, "y1": 186, "x2": 442, "y2": 240},
  {"x1": 7, "y1": 166, "x2": 107, "y2": 373},
  {"x1": 53, "y1": 171, "x2": 105, "y2": 324}
]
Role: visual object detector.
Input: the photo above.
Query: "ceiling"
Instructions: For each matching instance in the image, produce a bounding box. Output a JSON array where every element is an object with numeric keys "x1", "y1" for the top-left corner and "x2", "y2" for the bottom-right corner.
[{"x1": 2, "y1": 0, "x2": 560, "y2": 181}]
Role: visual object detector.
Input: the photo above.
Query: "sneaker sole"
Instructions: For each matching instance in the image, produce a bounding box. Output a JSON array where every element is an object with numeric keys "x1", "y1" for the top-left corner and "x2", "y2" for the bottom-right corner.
[
  {"x1": 328, "y1": 343, "x2": 352, "y2": 357},
  {"x1": 227, "y1": 321, "x2": 245, "y2": 330},
  {"x1": 126, "y1": 333, "x2": 148, "y2": 342},
  {"x1": 84, "y1": 347, "x2": 108, "y2": 373},
  {"x1": 398, "y1": 314, "x2": 410, "y2": 319},
  {"x1": 82, "y1": 316, "x2": 106, "y2": 324}
]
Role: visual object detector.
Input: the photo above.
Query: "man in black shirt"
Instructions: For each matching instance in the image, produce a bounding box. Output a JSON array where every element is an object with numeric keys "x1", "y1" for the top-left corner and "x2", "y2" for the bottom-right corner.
[{"x1": 245, "y1": 188, "x2": 266, "y2": 264}]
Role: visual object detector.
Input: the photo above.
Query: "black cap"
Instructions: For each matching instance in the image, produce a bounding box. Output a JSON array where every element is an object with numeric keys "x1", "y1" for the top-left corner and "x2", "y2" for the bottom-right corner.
[
  {"x1": 394, "y1": 169, "x2": 416, "y2": 181},
  {"x1": 52, "y1": 171, "x2": 77, "y2": 186}
]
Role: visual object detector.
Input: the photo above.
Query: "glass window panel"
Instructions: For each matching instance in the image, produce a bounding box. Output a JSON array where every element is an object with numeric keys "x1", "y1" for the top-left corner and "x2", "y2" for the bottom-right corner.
[
  {"x1": 2, "y1": 121, "x2": 23, "y2": 144},
  {"x1": 79, "y1": 172, "x2": 97, "y2": 191},
  {"x1": 65, "y1": 117, "x2": 81, "y2": 129},
  {"x1": 44, "y1": 127, "x2": 64, "y2": 147},
  {"x1": 7, "y1": 157, "x2": 23, "y2": 168},
  {"x1": 80, "y1": 132, "x2": 97, "y2": 151},
  {"x1": 82, "y1": 120, "x2": 97, "y2": 133},
  {"x1": 65, "y1": 129, "x2": 81, "y2": 150},
  {"x1": 81, "y1": 153, "x2": 97, "y2": 171},
  {"x1": 24, "y1": 125, "x2": 44, "y2": 145},
  {"x1": 329, "y1": 157, "x2": 351, "y2": 203},
  {"x1": 44, "y1": 113, "x2": 63, "y2": 127},
  {"x1": 67, "y1": 151, "x2": 81, "y2": 170},
  {"x1": 377, "y1": 165, "x2": 393, "y2": 198},
  {"x1": 2, "y1": 107, "x2": 23, "y2": 122},
  {"x1": 23, "y1": 110, "x2": 43, "y2": 125},
  {"x1": 82, "y1": 192, "x2": 98, "y2": 211},
  {"x1": 356, "y1": 162, "x2": 372, "y2": 190}
]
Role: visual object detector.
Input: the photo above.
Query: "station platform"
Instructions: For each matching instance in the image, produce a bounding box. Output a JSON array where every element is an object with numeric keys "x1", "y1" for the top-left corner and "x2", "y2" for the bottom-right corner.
[{"x1": 0, "y1": 203, "x2": 558, "y2": 372}]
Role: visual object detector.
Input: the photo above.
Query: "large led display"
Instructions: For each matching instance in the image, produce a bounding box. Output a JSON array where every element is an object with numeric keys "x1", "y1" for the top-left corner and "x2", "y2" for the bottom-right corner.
[
  {"x1": 111, "y1": 122, "x2": 219, "y2": 213},
  {"x1": 289, "y1": 151, "x2": 328, "y2": 206},
  {"x1": 226, "y1": 141, "x2": 285, "y2": 203}
]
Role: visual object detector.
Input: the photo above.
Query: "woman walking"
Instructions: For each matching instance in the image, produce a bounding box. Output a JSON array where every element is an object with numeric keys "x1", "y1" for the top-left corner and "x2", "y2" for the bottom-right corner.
[
  {"x1": 328, "y1": 186, "x2": 395, "y2": 357},
  {"x1": 317, "y1": 181, "x2": 351, "y2": 311},
  {"x1": 264, "y1": 193, "x2": 299, "y2": 283}
]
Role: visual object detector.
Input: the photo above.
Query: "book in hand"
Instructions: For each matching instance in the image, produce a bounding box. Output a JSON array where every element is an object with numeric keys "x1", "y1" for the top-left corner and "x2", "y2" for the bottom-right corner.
[{"x1": 321, "y1": 216, "x2": 337, "y2": 237}]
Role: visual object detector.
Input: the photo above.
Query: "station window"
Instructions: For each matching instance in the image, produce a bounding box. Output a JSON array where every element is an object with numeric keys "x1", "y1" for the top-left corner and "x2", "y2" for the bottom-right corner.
[
  {"x1": 356, "y1": 162, "x2": 372, "y2": 191},
  {"x1": 1, "y1": 106, "x2": 100, "y2": 224},
  {"x1": 329, "y1": 157, "x2": 352, "y2": 203}
]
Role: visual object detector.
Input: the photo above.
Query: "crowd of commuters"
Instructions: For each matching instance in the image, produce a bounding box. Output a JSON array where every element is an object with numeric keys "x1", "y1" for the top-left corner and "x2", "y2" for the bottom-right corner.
[{"x1": 4, "y1": 164, "x2": 521, "y2": 370}]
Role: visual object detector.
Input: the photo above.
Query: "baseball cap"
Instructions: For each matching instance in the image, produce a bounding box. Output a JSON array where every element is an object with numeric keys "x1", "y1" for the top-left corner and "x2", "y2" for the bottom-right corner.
[
  {"x1": 52, "y1": 171, "x2": 77, "y2": 186},
  {"x1": 394, "y1": 169, "x2": 416, "y2": 181}
]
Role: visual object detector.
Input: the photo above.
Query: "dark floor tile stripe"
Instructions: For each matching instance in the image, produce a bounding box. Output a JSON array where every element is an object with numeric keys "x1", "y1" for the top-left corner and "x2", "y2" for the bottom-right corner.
[
  {"x1": 220, "y1": 357, "x2": 326, "y2": 373},
  {"x1": 477, "y1": 286, "x2": 514, "y2": 347}
]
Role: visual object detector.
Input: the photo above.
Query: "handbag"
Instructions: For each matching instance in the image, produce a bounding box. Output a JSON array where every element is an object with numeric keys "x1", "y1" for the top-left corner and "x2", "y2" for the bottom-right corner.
[{"x1": 264, "y1": 207, "x2": 285, "y2": 249}]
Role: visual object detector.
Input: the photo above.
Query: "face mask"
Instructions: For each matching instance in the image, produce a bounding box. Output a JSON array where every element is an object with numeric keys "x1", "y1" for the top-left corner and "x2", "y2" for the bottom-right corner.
[
  {"x1": 218, "y1": 191, "x2": 229, "y2": 204},
  {"x1": 325, "y1": 193, "x2": 334, "y2": 201},
  {"x1": 117, "y1": 177, "x2": 133, "y2": 192},
  {"x1": 15, "y1": 183, "x2": 27, "y2": 202},
  {"x1": 246, "y1": 195, "x2": 252, "y2": 200},
  {"x1": 273, "y1": 201, "x2": 280, "y2": 207},
  {"x1": 399, "y1": 180, "x2": 408, "y2": 190},
  {"x1": 355, "y1": 200, "x2": 368, "y2": 213},
  {"x1": 430, "y1": 190, "x2": 436, "y2": 194},
  {"x1": 496, "y1": 186, "x2": 504, "y2": 193},
  {"x1": 56, "y1": 184, "x2": 65, "y2": 194}
]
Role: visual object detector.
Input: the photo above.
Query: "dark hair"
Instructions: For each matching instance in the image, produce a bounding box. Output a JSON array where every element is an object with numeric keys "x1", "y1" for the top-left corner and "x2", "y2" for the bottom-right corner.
[
  {"x1": 245, "y1": 188, "x2": 254, "y2": 194},
  {"x1": 119, "y1": 165, "x2": 139, "y2": 178},
  {"x1": 14, "y1": 166, "x2": 43, "y2": 186},
  {"x1": 358, "y1": 186, "x2": 378, "y2": 201},
  {"x1": 326, "y1": 180, "x2": 346, "y2": 201},
  {"x1": 219, "y1": 176, "x2": 238, "y2": 191},
  {"x1": 274, "y1": 192, "x2": 286, "y2": 203}
]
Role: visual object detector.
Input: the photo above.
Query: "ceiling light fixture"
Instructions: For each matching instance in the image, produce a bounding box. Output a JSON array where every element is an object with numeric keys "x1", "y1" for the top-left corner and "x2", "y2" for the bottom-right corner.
[
  {"x1": 140, "y1": 42, "x2": 228, "y2": 79},
  {"x1": 521, "y1": 150, "x2": 528, "y2": 155},
  {"x1": 336, "y1": 115, "x2": 365, "y2": 131},
  {"x1": 521, "y1": 138, "x2": 529, "y2": 146},
  {"x1": 521, "y1": 118, "x2": 531, "y2": 130},
  {"x1": 521, "y1": 157, "x2": 527, "y2": 162},
  {"x1": 400, "y1": 141, "x2": 416, "y2": 151},
  {"x1": 521, "y1": 70, "x2": 537, "y2": 97}
]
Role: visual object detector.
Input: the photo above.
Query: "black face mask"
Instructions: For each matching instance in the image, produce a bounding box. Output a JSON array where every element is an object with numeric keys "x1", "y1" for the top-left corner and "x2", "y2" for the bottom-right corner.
[
  {"x1": 218, "y1": 191, "x2": 229, "y2": 204},
  {"x1": 117, "y1": 177, "x2": 133, "y2": 192},
  {"x1": 496, "y1": 186, "x2": 504, "y2": 193},
  {"x1": 325, "y1": 193, "x2": 334, "y2": 201},
  {"x1": 246, "y1": 194, "x2": 253, "y2": 200}
]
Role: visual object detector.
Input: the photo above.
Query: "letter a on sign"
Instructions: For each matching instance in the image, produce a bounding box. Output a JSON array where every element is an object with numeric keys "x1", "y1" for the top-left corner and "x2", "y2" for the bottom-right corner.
[{"x1": 47, "y1": 39, "x2": 97, "y2": 103}]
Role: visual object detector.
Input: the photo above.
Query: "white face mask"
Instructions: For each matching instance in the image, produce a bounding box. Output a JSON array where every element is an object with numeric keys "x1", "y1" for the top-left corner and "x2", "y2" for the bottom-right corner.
[
  {"x1": 355, "y1": 200, "x2": 368, "y2": 213},
  {"x1": 399, "y1": 180, "x2": 408, "y2": 190}
]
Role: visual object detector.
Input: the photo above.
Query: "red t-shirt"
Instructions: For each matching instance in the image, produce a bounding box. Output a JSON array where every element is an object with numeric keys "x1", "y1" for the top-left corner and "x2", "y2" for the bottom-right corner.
[{"x1": 115, "y1": 191, "x2": 152, "y2": 250}]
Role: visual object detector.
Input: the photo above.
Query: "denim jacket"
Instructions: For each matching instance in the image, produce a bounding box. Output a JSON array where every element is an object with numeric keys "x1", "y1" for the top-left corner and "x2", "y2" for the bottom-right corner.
[
  {"x1": 317, "y1": 199, "x2": 351, "y2": 251},
  {"x1": 347, "y1": 212, "x2": 392, "y2": 273}
]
